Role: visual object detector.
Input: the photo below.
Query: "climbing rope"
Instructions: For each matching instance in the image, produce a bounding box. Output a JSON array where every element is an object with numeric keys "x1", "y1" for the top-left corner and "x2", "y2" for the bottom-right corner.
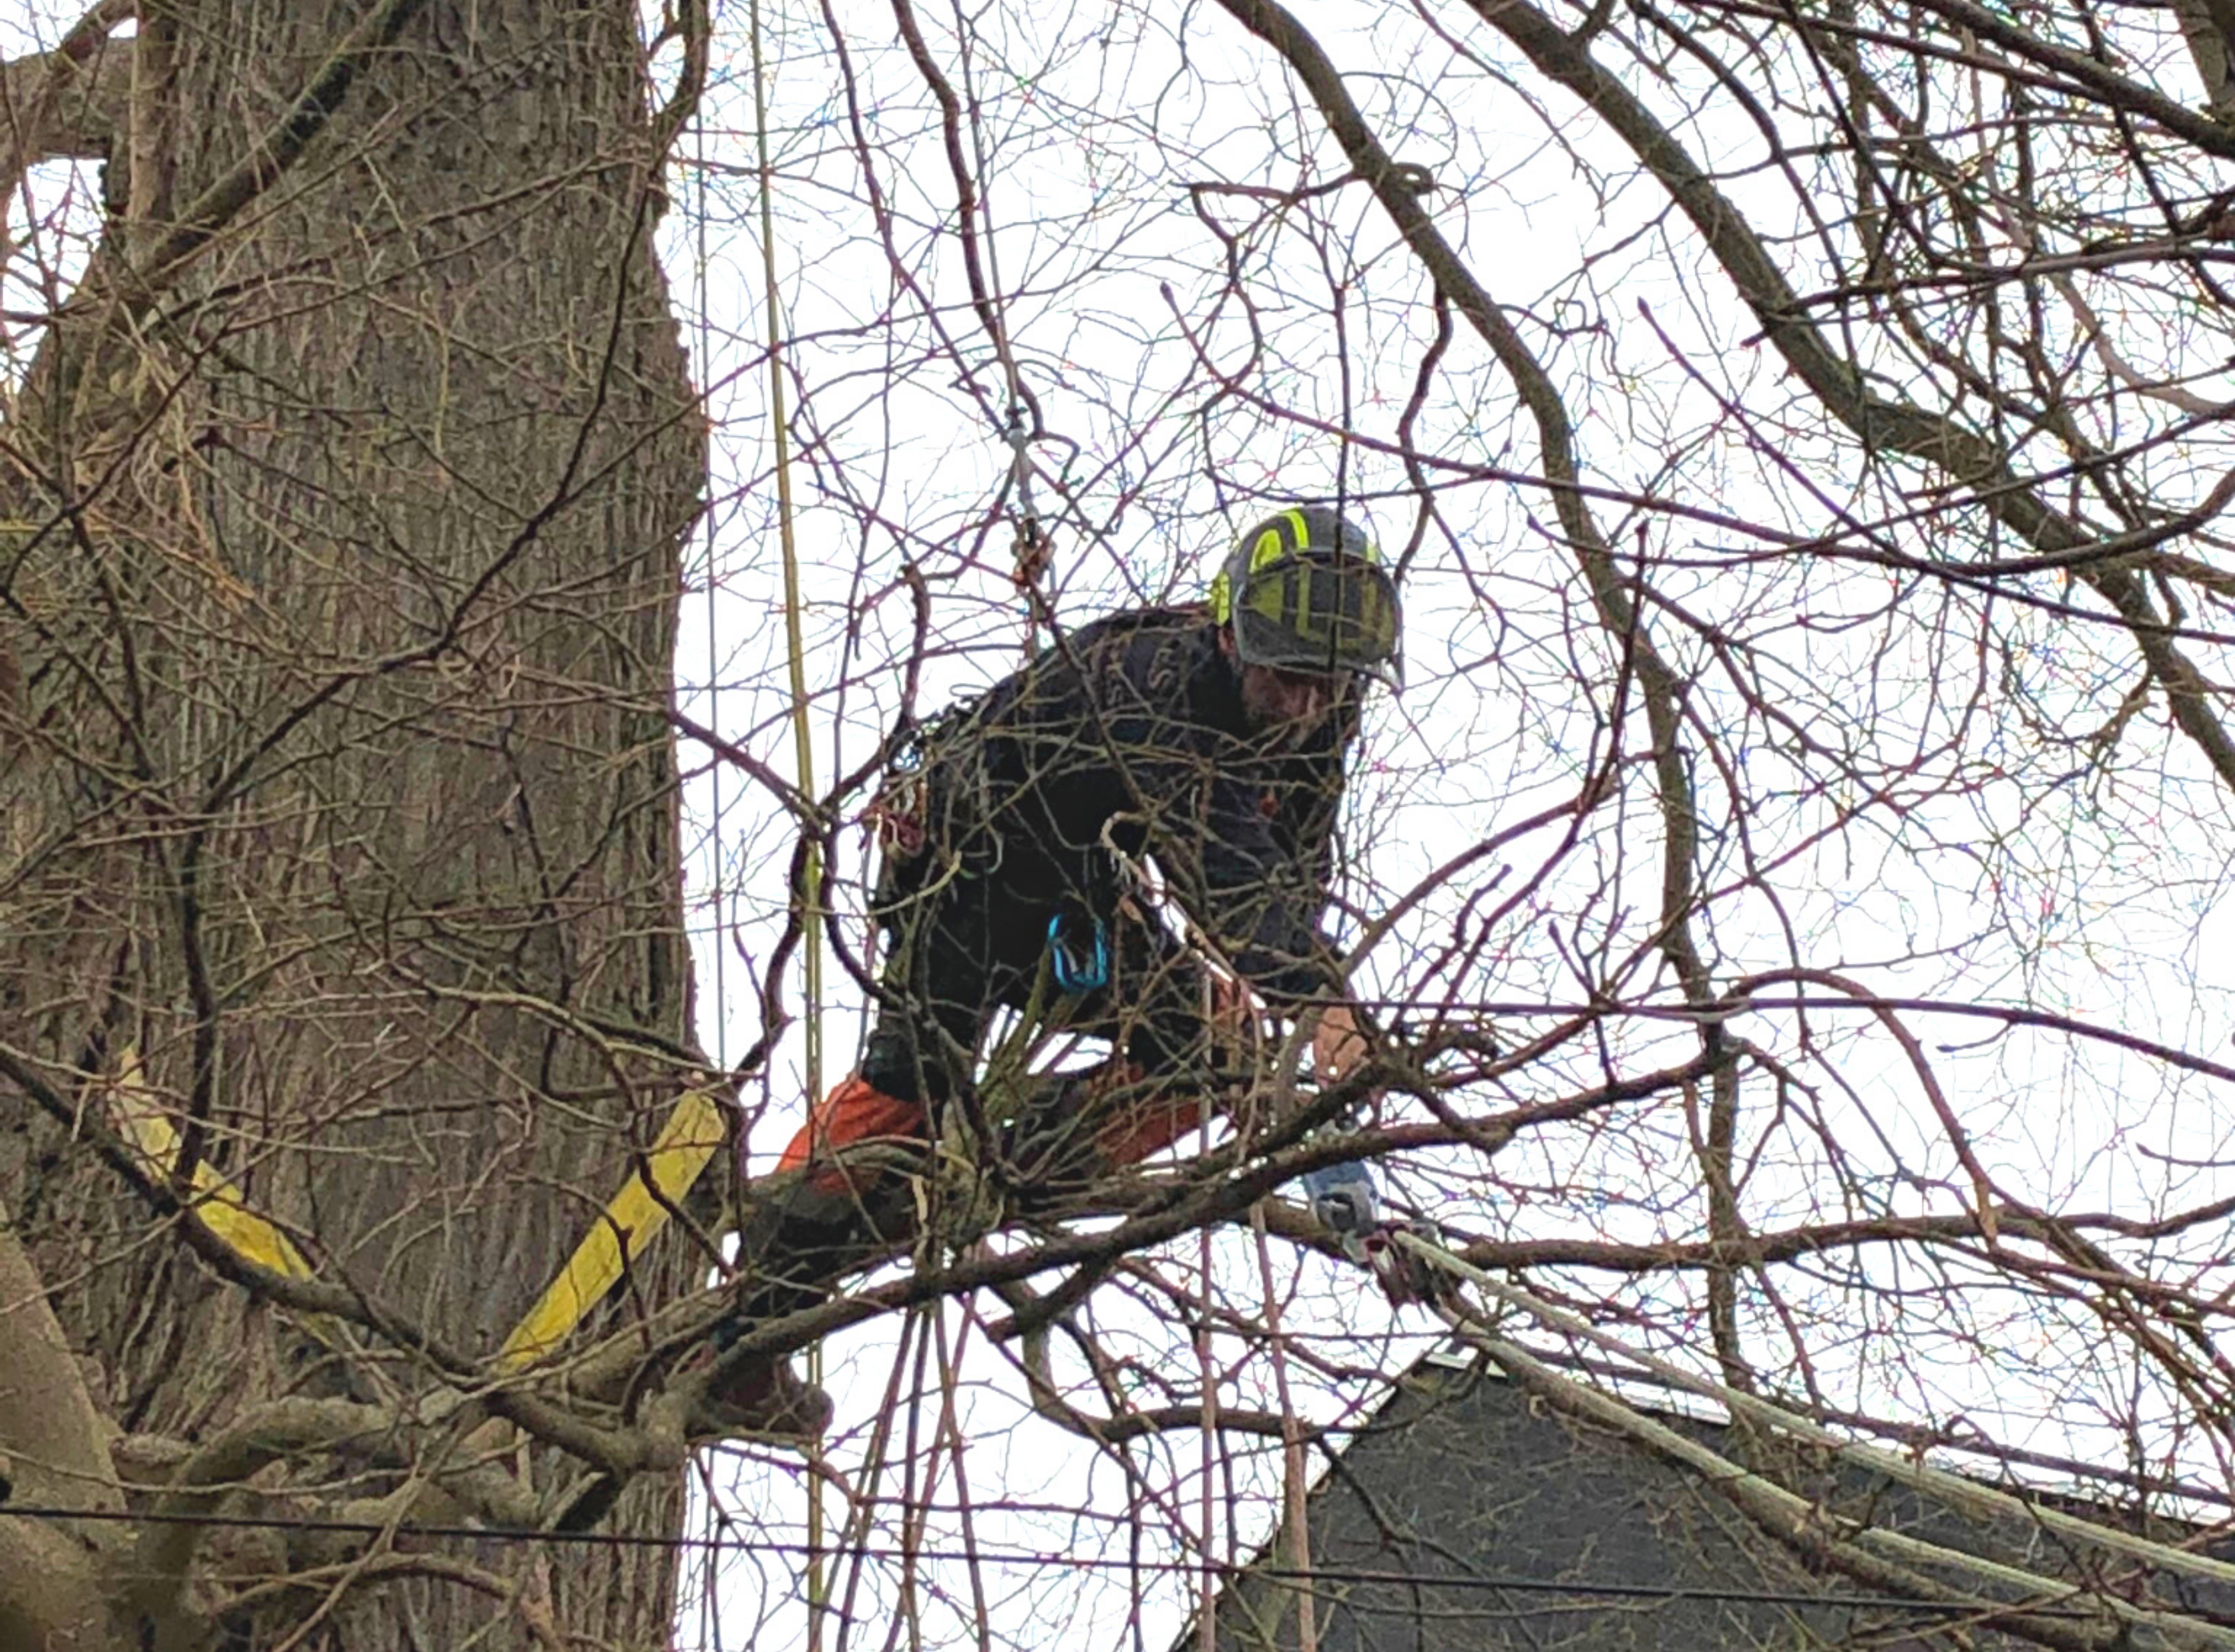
[
  {"x1": 943, "y1": 9, "x2": 1050, "y2": 646},
  {"x1": 1005, "y1": 403, "x2": 1051, "y2": 606},
  {"x1": 744, "y1": 0, "x2": 829, "y2": 1629}
]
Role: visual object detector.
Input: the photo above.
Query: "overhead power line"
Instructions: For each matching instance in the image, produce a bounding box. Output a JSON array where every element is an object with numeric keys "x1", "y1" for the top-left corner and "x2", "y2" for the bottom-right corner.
[{"x1": 0, "y1": 1503, "x2": 2101, "y2": 1619}]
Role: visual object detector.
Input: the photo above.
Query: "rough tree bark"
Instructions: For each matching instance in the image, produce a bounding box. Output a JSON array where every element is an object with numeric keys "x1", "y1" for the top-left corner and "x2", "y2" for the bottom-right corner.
[{"x1": 0, "y1": 3, "x2": 710, "y2": 1648}]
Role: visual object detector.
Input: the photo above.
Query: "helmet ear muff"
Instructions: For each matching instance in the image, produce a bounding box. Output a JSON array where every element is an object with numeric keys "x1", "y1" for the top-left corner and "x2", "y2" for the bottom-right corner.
[{"x1": 1209, "y1": 568, "x2": 1233, "y2": 625}]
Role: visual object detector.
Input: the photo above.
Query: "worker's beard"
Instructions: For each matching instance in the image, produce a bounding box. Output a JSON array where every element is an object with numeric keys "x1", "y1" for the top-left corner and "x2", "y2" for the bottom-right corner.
[{"x1": 1239, "y1": 662, "x2": 1341, "y2": 749}]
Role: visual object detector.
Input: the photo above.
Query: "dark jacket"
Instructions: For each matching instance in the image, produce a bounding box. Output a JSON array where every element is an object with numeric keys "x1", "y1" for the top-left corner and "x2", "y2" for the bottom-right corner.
[{"x1": 888, "y1": 604, "x2": 1353, "y2": 1007}]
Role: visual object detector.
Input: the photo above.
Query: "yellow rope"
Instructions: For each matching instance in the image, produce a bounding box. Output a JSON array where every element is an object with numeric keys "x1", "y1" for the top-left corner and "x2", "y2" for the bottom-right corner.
[{"x1": 745, "y1": 0, "x2": 827, "y2": 1634}]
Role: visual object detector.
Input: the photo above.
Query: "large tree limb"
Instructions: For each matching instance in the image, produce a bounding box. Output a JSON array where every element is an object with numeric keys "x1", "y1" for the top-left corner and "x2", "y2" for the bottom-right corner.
[
  {"x1": 0, "y1": 1194, "x2": 130, "y2": 1650},
  {"x1": 0, "y1": 1196, "x2": 119, "y2": 1517},
  {"x1": 1212, "y1": 0, "x2": 2235, "y2": 796},
  {"x1": 1475, "y1": 1326, "x2": 2183, "y2": 1652},
  {"x1": 0, "y1": 0, "x2": 131, "y2": 198},
  {"x1": 2171, "y1": 0, "x2": 2235, "y2": 116},
  {"x1": 0, "y1": 1511, "x2": 123, "y2": 1652},
  {"x1": 10, "y1": 0, "x2": 433, "y2": 484},
  {"x1": 127, "y1": 0, "x2": 429, "y2": 294},
  {"x1": 1211, "y1": 0, "x2": 1763, "y2": 1387},
  {"x1": 126, "y1": 1398, "x2": 401, "y2": 1643}
]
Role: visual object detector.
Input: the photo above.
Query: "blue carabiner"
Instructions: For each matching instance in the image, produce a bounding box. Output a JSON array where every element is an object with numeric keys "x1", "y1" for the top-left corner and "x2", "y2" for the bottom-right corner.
[{"x1": 1046, "y1": 910, "x2": 1109, "y2": 994}]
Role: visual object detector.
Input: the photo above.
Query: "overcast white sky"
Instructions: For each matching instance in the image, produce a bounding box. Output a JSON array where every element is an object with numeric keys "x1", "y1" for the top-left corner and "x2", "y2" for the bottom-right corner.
[
  {"x1": 653, "y1": 0, "x2": 2235, "y2": 1643},
  {"x1": 10, "y1": 0, "x2": 2235, "y2": 1645}
]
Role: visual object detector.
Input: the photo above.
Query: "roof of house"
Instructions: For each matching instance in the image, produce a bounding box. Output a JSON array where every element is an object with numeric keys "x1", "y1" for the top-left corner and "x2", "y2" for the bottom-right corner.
[{"x1": 1192, "y1": 1346, "x2": 2235, "y2": 1652}]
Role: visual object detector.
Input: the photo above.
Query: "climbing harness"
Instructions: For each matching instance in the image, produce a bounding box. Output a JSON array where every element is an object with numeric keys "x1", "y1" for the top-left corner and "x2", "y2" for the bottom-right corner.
[
  {"x1": 103, "y1": 1044, "x2": 335, "y2": 1347},
  {"x1": 498, "y1": 1086, "x2": 727, "y2": 1371},
  {"x1": 863, "y1": 721, "x2": 930, "y2": 862}
]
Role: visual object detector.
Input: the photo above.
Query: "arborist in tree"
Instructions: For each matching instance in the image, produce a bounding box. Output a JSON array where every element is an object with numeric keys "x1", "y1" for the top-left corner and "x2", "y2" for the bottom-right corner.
[
  {"x1": 790, "y1": 506, "x2": 1430, "y2": 1264},
  {"x1": 706, "y1": 506, "x2": 1438, "y2": 1432}
]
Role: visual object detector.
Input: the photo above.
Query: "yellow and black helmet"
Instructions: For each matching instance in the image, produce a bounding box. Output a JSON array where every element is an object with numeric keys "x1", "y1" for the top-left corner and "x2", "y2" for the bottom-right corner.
[{"x1": 1208, "y1": 506, "x2": 1401, "y2": 683}]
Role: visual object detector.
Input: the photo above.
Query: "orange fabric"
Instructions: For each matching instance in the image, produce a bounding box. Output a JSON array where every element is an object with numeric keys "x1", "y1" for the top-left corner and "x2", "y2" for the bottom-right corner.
[
  {"x1": 777, "y1": 1074, "x2": 928, "y2": 1172},
  {"x1": 776, "y1": 1067, "x2": 1217, "y2": 1184},
  {"x1": 1093, "y1": 1071, "x2": 1213, "y2": 1168}
]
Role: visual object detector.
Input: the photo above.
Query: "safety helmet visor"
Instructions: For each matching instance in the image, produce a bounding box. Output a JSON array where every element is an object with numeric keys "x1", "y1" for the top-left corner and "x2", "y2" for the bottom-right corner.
[{"x1": 1229, "y1": 553, "x2": 1402, "y2": 680}]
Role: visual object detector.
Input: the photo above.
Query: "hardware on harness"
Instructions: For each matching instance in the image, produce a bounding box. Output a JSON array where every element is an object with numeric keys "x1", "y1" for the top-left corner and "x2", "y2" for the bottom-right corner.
[{"x1": 1047, "y1": 909, "x2": 1110, "y2": 994}]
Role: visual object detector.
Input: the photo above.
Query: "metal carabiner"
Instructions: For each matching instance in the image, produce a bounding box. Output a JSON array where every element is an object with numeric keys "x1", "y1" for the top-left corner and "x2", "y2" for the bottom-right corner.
[{"x1": 1046, "y1": 909, "x2": 1110, "y2": 995}]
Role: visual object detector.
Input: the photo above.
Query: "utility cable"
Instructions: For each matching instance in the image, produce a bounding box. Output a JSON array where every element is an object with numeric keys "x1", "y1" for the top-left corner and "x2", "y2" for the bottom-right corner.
[{"x1": 0, "y1": 1505, "x2": 2097, "y2": 1617}]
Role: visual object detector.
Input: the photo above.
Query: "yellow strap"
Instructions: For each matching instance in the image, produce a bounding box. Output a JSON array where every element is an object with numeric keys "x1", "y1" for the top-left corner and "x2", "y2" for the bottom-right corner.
[
  {"x1": 497, "y1": 1086, "x2": 727, "y2": 1372},
  {"x1": 106, "y1": 1045, "x2": 348, "y2": 1353},
  {"x1": 101, "y1": 1047, "x2": 726, "y2": 1374},
  {"x1": 108, "y1": 1045, "x2": 317, "y2": 1282}
]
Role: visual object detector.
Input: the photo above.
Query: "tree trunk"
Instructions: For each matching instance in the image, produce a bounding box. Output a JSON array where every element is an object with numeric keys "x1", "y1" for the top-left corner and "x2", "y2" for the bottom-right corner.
[{"x1": 0, "y1": 3, "x2": 706, "y2": 1648}]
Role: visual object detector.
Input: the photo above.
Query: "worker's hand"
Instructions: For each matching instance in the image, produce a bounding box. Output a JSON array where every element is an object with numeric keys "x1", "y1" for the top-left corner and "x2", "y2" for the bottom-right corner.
[
  {"x1": 1311, "y1": 1002, "x2": 1371, "y2": 1087},
  {"x1": 1302, "y1": 1161, "x2": 1452, "y2": 1311},
  {"x1": 1207, "y1": 969, "x2": 1257, "y2": 1054},
  {"x1": 1352, "y1": 1222, "x2": 1457, "y2": 1310}
]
